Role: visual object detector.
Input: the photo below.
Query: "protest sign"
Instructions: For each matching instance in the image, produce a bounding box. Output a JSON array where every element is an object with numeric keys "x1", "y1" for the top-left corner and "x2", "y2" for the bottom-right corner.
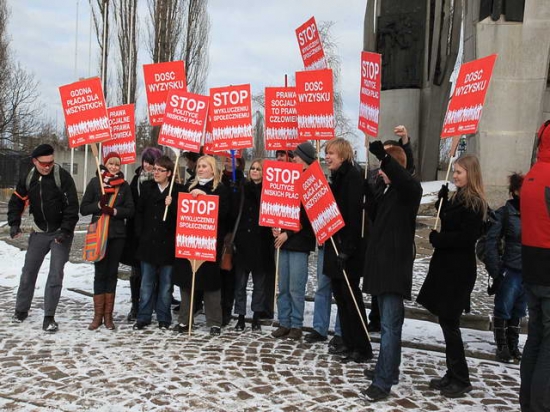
[
  {"x1": 295, "y1": 69, "x2": 335, "y2": 140},
  {"x1": 158, "y1": 90, "x2": 209, "y2": 153},
  {"x1": 265, "y1": 87, "x2": 300, "y2": 150},
  {"x1": 295, "y1": 16, "x2": 327, "y2": 70},
  {"x1": 102, "y1": 104, "x2": 136, "y2": 165},
  {"x1": 143, "y1": 61, "x2": 186, "y2": 126},
  {"x1": 209, "y1": 84, "x2": 253, "y2": 150},
  {"x1": 259, "y1": 160, "x2": 302, "y2": 231},
  {"x1": 59, "y1": 77, "x2": 111, "y2": 148},
  {"x1": 441, "y1": 54, "x2": 497, "y2": 137},
  {"x1": 358, "y1": 51, "x2": 382, "y2": 136},
  {"x1": 298, "y1": 161, "x2": 344, "y2": 244},
  {"x1": 175, "y1": 193, "x2": 219, "y2": 262}
]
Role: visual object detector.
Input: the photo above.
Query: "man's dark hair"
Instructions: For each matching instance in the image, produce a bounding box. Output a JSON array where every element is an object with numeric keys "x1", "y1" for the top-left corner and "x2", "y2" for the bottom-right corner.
[
  {"x1": 508, "y1": 172, "x2": 524, "y2": 194},
  {"x1": 155, "y1": 155, "x2": 175, "y2": 173}
]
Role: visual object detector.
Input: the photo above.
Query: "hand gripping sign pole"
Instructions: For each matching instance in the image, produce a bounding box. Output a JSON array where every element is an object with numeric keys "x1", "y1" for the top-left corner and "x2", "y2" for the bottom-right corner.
[
  {"x1": 163, "y1": 149, "x2": 180, "y2": 221},
  {"x1": 187, "y1": 259, "x2": 206, "y2": 337},
  {"x1": 329, "y1": 237, "x2": 371, "y2": 342},
  {"x1": 434, "y1": 135, "x2": 460, "y2": 230}
]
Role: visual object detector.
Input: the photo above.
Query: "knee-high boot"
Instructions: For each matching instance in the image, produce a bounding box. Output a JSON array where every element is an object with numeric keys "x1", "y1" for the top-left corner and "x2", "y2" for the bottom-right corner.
[
  {"x1": 507, "y1": 317, "x2": 522, "y2": 361},
  {"x1": 493, "y1": 317, "x2": 511, "y2": 363},
  {"x1": 88, "y1": 294, "x2": 105, "y2": 330},
  {"x1": 104, "y1": 293, "x2": 116, "y2": 330}
]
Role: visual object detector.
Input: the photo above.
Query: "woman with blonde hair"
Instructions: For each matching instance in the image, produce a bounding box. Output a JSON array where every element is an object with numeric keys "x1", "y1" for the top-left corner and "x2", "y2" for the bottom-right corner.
[
  {"x1": 172, "y1": 155, "x2": 230, "y2": 335},
  {"x1": 417, "y1": 154, "x2": 487, "y2": 398}
]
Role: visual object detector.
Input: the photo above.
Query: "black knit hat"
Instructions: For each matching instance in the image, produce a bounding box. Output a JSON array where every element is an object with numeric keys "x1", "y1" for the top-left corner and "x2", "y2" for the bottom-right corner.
[
  {"x1": 31, "y1": 144, "x2": 54, "y2": 159},
  {"x1": 293, "y1": 142, "x2": 317, "y2": 165}
]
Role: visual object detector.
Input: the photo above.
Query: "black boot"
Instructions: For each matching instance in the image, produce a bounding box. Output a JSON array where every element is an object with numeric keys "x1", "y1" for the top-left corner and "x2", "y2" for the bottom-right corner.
[
  {"x1": 127, "y1": 266, "x2": 141, "y2": 322},
  {"x1": 251, "y1": 312, "x2": 262, "y2": 331},
  {"x1": 493, "y1": 317, "x2": 512, "y2": 363},
  {"x1": 234, "y1": 315, "x2": 245, "y2": 331},
  {"x1": 507, "y1": 317, "x2": 522, "y2": 361}
]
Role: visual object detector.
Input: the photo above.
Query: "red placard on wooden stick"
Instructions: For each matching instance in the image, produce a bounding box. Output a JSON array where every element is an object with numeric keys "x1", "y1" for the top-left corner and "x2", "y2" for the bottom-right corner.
[
  {"x1": 358, "y1": 51, "x2": 382, "y2": 136},
  {"x1": 209, "y1": 84, "x2": 253, "y2": 150},
  {"x1": 143, "y1": 61, "x2": 186, "y2": 126},
  {"x1": 259, "y1": 160, "x2": 302, "y2": 231},
  {"x1": 158, "y1": 90, "x2": 209, "y2": 153},
  {"x1": 265, "y1": 87, "x2": 300, "y2": 150},
  {"x1": 441, "y1": 54, "x2": 497, "y2": 137},
  {"x1": 175, "y1": 192, "x2": 219, "y2": 262},
  {"x1": 298, "y1": 161, "x2": 344, "y2": 244},
  {"x1": 59, "y1": 77, "x2": 111, "y2": 148},
  {"x1": 295, "y1": 16, "x2": 327, "y2": 70},
  {"x1": 296, "y1": 69, "x2": 335, "y2": 140},
  {"x1": 103, "y1": 104, "x2": 136, "y2": 165}
]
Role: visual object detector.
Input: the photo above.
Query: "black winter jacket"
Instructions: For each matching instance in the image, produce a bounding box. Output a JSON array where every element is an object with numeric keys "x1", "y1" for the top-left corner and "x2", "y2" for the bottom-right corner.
[
  {"x1": 80, "y1": 176, "x2": 134, "y2": 239},
  {"x1": 485, "y1": 199, "x2": 521, "y2": 278},
  {"x1": 8, "y1": 165, "x2": 79, "y2": 234}
]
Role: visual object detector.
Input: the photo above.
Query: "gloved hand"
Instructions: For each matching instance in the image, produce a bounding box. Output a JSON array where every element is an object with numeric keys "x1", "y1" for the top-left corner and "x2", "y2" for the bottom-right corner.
[
  {"x1": 487, "y1": 274, "x2": 504, "y2": 296},
  {"x1": 101, "y1": 205, "x2": 115, "y2": 216},
  {"x1": 10, "y1": 225, "x2": 21, "y2": 239},
  {"x1": 55, "y1": 230, "x2": 71, "y2": 244},
  {"x1": 438, "y1": 183, "x2": 449, "y2": 200},
  {"x1": 369, "y1": 140, "x2": 387, "y2": 161},
  {"x1": 99, "y1": 193, "x2": 111, "y2": 208},
  {"x1": 429, "y1": 230, "x2": 440, "y2": 248},
  {"x1": 336, "y1": 253, "x2": 349, "y2": 272}
]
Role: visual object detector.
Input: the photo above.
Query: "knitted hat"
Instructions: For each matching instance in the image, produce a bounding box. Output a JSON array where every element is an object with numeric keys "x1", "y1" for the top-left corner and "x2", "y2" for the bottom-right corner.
[
  {"x1": 103, "y1": 151, "x2": 121, "y2": 164},
  {"x1": 141, "y1": 147, "x2": 163, "y2": 165},
  {"x1": 293, "y1": 142, "x2": 317, "y2": 165},
  {"x1": 31, "y1": 144, "x2": 54, "y2": 158}
]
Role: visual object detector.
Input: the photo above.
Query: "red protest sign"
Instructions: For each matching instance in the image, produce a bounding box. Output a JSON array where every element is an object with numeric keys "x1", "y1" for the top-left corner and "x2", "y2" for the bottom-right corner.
[
  {"x1": 143, "y1": 61, "x2": 186, "y2": 126},
  {"x1": 102, "y1": 104, "x2": 136, "y2": 165},
  {"x1": 158, "y1": 90, "x2": 209, "y2": 153},
  {"x1": 441, "y1": 54, "x2": 497, "y2": 137},
  {"x1": 209, "y1": 84, "x2": 253, "y2": 150},
  {"x1": 59, "y1": 77, "x2": 111, "y2": 148},
  {"x1": 296, "y1": 69, "x2": 335, "y2": 140},
  {"x1": 295, "y1": 16, "x2": 327, "y2": 70},
  {"x1": 175, "y1": 192, "x2": 219, "y2": 262},
  {"x1": 298, "y1": 161, "x2": 344, "y2": 244},
  {"x1": 259, "y1": 160, "x2": 302, "y2": 231},
  {"x1": 358, "y1": 51, "x2": 382, "y2": 137},
  {"x1": 265, "y1": 87, "x2": 300, "y2": 150}
]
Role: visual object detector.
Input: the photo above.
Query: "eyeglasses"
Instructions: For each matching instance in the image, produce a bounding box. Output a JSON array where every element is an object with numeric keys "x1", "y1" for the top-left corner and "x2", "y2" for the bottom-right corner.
[
  {"x1": 153, "y1": 167, "x2": 168, "y2": 173},
  {"x1": 249, "y1": 167, "x2": 262, "y2": 171},
  {"x1": 36, "y1": 159, "x2": 54, "y2": 167}
]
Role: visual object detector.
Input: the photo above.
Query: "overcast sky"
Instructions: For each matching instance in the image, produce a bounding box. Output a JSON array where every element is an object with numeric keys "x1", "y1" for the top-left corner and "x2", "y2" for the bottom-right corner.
[{"x1": 7, "y1": 0, "x2": 367, "y2": 151}]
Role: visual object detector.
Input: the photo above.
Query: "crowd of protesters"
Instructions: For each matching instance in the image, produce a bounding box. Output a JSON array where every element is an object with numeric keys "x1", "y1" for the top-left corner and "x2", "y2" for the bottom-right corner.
[{"x1": 6, "y1": 120, "x2": 550, "y2": 409}]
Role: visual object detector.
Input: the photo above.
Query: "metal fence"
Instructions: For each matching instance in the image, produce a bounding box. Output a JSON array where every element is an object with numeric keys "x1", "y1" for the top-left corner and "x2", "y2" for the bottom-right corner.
[{"x1": 0, "y1": 149, "x2": 33, "y2": 189}]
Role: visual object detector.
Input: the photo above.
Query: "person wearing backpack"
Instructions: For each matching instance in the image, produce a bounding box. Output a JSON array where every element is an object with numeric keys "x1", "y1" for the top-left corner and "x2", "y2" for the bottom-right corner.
[
  {"x1": 485, "y1": 173, "x2": 525, "y2": 363},
  {"x1": 417, "y1": 154, "x2": 487, "y2": 398},
  {"x1": 8, "y1": 144, "x2": 79, "y2": 332}
]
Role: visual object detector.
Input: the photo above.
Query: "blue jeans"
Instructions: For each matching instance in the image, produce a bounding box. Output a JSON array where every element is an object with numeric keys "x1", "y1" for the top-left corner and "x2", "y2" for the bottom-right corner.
[
  {"x1": 372, "y1": 293, "x2": 404, "y2": 393},
  {"x1": 137, "y1": 262, "x2": 172, "y2": 324},
  {"x1": 277, "y1": 249, "x2": 308, "y2": 329},
  {"x1": 312, "y1": 247, "x2": 341, "y2": 336},
  {"x1": 520, "y1": 283, "x2": 550, "y2": 412},
  {"x1": 494, "y1": 268, "x2": 527, "y2": 319}
]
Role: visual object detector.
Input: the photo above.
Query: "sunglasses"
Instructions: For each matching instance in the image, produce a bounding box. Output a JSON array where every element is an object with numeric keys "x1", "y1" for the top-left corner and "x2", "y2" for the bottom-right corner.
[
  {"x1": 153, "y1": 167, "x2": 168, "y2": 173},
  {"x1": 250, "y1": 167, "x2": 262, "y2": 171},
  {"x1": 36, "y1": 159, "x2": 54, "y2": 167}
]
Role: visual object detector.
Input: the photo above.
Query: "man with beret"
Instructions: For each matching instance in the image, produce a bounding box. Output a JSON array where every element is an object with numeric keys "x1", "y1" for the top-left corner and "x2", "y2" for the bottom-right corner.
[{"x1": 8, "y1": 144, "x2": 79, "y2": 332}]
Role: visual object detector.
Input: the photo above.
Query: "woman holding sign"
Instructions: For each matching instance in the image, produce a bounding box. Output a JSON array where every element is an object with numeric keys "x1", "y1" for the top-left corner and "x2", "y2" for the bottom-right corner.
[
  {"x1": 172, "y1": 155, "x2": 230, "y2": 336},
  {"x1": 322, "y1": 138, "x2": 373, "y2": 364},
  {"x1": 417, "y1": 154, "x2": 486, "y2": 398},
  {"x1": 232, "y1": 159, "x2": 275, "y2": 332},
  {"x1": 80, "y1": 152, "x2": 134, "y2": 330}
]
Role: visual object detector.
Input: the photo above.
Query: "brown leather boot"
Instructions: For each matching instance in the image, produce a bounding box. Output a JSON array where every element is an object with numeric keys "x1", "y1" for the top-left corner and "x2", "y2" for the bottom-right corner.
[
  {"x1": 88, "y1": 294, "x2": 105, "y2": 330},
  {"x1": 104, "y1": 293, "x2": 116, "y2": 330}
]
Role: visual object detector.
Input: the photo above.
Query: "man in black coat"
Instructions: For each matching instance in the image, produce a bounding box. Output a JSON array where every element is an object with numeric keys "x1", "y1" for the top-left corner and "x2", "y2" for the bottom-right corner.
[
  {"x1": 361, "y1": 141, "x2": 422, "y2": 402},
  {"x1": 8, "y1": 144, "x2": 79, "y2": 332}
]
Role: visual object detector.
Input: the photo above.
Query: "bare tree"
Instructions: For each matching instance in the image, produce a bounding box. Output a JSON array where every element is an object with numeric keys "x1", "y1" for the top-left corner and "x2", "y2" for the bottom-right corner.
[
  {"x1": 90, "y1": 0, "x2": 111, "y2": 99},
  {"x1": 113, "y1": 0, "x2": 138, "y2": 105}
]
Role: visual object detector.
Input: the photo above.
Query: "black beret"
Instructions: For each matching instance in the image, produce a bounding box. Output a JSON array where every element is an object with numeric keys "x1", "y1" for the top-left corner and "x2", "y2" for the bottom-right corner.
[{"x1": 31, "y1": 144, "x2": 54, "y2": 158}]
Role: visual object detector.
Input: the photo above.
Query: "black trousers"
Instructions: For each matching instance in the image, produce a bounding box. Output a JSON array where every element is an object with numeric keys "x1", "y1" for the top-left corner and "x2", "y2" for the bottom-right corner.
[
  {"x1": 439, "y1": 316, "x2": 471, "y2": 386},
  {"x1": 331, "y1": 277, "x2": 372, "y2": 354},
  {"x1": 94, "y1": 238, "x2": 125, "y2": 294}
]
